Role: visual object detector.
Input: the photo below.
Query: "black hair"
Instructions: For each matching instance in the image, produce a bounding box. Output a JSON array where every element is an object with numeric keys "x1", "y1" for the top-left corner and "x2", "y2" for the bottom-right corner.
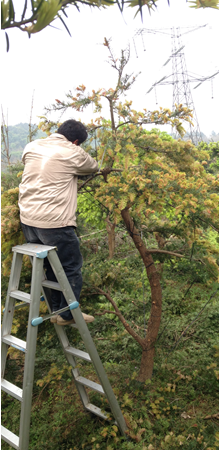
[{"x1": 57, "y1": 119, "x2": 88, "y2": 144}]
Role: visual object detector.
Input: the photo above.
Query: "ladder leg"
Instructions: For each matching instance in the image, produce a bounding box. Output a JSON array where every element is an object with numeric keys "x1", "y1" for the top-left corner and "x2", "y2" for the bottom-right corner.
[
  {"x1": 18, "y1": 256, "x2": 44, "y2": 450},
  {"x1": 1, "y1": 252, "x2": 23, "y2": 378},
  {"x1": 47, "y1": 250, "x2": 127, "y2": 436}
]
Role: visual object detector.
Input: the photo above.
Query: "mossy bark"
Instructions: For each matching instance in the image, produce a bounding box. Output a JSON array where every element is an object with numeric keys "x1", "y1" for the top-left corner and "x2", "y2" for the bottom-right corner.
[
  {"x1": 121, "y1": 207, "x2": 162, "y2": 382},
  {"x1": 106, "y1": 216, "x2": 115, "y2": 259}
]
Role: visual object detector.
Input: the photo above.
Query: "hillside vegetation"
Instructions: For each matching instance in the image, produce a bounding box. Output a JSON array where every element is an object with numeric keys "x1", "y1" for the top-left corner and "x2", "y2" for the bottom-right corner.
[
  {"x1": 1, "y1": 41, "x2": 219, "y2": 449},
  {"x1": 1, "y1": 123, "x2": 46, "y2": 165},
  {"x1": 1, "y1": 123, "x2": 218, "y2": 166},
  {"x1": 1, "y1": 136, "x2": 219, "y2": 450}
]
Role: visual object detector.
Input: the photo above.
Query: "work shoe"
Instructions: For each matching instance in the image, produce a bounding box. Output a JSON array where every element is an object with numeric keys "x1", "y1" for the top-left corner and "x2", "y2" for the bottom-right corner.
[
  {"x1": 82, "y1": 313, "x2": 95, "y2": 323},
  {"x1": 56, "y1": 315, "x2": 75, "y2": 326},
  {"x1": 56, "y1": 312, "x2": 95, "y2": 326},
  {"x1": 50, "y1": 314, "x2": 58, "y2": 323}
]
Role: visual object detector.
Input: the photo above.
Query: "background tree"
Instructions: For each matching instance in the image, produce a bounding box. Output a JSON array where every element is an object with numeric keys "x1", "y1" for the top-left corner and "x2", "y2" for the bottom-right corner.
[
  {"x1": 1, "y1": 0, "x2": 219, "y2": 51},
  {"x1": 1, "y1": 93, "x2": 39, "y2": 274},
  {"x1": 1, "y1": 105, "x2": 11, "y2": 166},
  {"x1": 197, "y1": 141, "x2": 219, "y2": 175},
  {"x1": 39, "y1": 39, "x2": 218, "y2": 381}
]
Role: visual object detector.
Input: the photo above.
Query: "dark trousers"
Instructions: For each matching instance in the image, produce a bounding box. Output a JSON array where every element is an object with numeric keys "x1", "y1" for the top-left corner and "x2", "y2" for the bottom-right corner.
[{"x1": 21, "y1": 223, "x2": 83, "y2": 320}]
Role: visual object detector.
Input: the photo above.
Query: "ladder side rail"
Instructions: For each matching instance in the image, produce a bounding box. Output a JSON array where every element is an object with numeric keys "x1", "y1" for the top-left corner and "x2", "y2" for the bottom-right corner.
[
  {"x1": 18, "y1": 256, "x2": 44, "y2": 450},
  {"x1": 1, "y1": 252, "x2": 23, "y2": 378},
  {"x1": 47, "y1": 250, "x2": 127, "y2": 436},
  {"x1": 41, "y1": 286, "x2": 91, "y2": 410}
]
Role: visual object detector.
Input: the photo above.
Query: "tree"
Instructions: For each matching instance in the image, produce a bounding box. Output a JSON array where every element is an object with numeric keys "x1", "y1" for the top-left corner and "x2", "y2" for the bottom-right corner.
[
  {"x1": 28, "y1": 90, "x2": 39, "y2": 143},
  {"x1": 1, "y1": 0, "x2": 219, "y2": 51},
  {"x1": 1, "y1": 106, "x2": 11, "y2": 166},
  {"x1": 198, "y1": 141, "x2": 219, "y2": 175},
  {"x1": 38, "y1": 39, "x2": 218, "y2": 381}
]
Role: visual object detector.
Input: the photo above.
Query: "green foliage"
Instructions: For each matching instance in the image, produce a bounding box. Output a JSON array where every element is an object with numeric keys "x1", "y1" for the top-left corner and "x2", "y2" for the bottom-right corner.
[
  {"x1": 1, "y1": 323, "x2": 219, "y2": 449},
  {"x1": 1, "y1": 40, "x2": 218, "y2": 450},
  {"x1": 1, "y1": 219, "x2": 219, "y2": 449},
  {"x1": 189, "y1": 0, "x2": 219, "y2": 8},
  {"x1": 1, "y1": 186, "x2": 25, "y2": 276},
  {"x1": 2, "y1": 0, "x2": 218, "y2": 51},
  {"x1": 1, "y1": 161, "x2": 27, "y2": 277},
  {"x1": 2, "y1": 41, "x2": 219, "y2": 383},
  {"x1": 77, "y1": 190, "x2": 106, "y2": 229},
  {"x1": 198, "y1": 141, "x2": 219, "y2": 175},
  {"x1": 41, "y1": 41, "x2": 218, "y2": 289},
  {"x1": 1, "y1": 162, "x2": 24, "y2": 191}
]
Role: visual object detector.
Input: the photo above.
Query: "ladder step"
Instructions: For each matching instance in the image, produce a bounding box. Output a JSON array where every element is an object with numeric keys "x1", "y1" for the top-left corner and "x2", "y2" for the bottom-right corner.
[
  {"x1": 1, "y1": 379, "x2": 23, "y2": 401},
  {"x1": 42, "y1": 280, "x2": 61, "y2": 291},
  {"x1": 65, "y1": 346, "x2": 91, "y2": 362},
  {"x1": 12, "y1": 243, "x2": 56, "y2": 258},
  {"x1": 75, "y1": 376, "x2": 104, "y2": 394},
  {"x1": 2, "y1": 334, "x2": 26, "y2": 352},
  {"x1": 10, "y1": 290, "x2": 31, "y2": 303},
  {"x1": 1, "y1": 426, "x2": 19, "y2": 450},
  {"x1": 85, "y1": 403, "x2": 108, "y2": 420}
]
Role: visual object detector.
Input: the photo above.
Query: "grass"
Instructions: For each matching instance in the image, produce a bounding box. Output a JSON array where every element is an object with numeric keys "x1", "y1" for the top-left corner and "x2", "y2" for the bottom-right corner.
[
  {"x1": 1, "y1": 318, "x2": 219, "y2": 450},
  {"x1": 1, "y1": 237, "x2": 219, "y2": 450}
]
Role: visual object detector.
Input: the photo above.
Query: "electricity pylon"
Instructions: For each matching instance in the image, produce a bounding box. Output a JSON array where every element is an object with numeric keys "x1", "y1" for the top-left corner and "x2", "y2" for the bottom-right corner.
[
  {"x1": 135, "y1": 25, "x2": 218, "y2": 145},
  {"x1": 170, "y1": 26, "x2": 201, "y2": 143}
]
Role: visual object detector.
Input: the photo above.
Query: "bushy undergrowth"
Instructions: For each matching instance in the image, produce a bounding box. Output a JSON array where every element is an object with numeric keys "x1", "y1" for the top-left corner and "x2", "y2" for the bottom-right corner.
[
  {"x1": 1, "y1": 237, "x2": 219, "y2": 450},
  {"x1": 1, "y1": 153, "x2": 219, "y2": 449},
  {"x1": 1, "y1": 343, "x2": 218, "y2": 450}
]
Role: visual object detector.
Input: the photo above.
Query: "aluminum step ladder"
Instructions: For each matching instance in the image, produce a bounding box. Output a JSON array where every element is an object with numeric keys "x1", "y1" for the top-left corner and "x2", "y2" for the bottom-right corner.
[{"x1": 1, "y1": 243, "x2": 127, "y2": 450}]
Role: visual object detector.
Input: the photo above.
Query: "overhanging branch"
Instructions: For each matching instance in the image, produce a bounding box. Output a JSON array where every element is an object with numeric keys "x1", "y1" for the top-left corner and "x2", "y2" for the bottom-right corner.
[
  {"x1": 146, "y1": 249, "x2": 190, "y2": 258},
  {"x1": 77, "y1": 169, "x2": 122, "y2": 191},
  {"x1": 146, "y1": 248, "x2": 218, "y2": 278},
  {"x1": 95, "y1": 287, "x2": 144, "y2": 346}
]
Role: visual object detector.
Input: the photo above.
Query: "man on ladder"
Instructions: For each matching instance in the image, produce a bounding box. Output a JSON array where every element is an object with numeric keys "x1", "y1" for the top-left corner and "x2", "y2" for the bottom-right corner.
[
  {"x1": 19, "y1": 119, "x2": 98, "y2": 326},
  {"x1": 2, "y1": 119, "x2": 127, "y2": 450}
]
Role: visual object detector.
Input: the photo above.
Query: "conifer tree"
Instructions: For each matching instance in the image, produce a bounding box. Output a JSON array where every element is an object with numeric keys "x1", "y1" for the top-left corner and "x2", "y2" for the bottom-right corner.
[
  {"x1": 37, "y1": 40, "x2": 218, "y2": 381},
  {"x1": 1, "y1": 40, "x2": 218, "y2": 382}
]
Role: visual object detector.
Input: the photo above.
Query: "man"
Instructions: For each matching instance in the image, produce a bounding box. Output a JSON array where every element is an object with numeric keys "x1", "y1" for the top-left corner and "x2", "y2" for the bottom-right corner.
[{"x1": 19, "y1": 119, "x2": 98, "y2": 326}]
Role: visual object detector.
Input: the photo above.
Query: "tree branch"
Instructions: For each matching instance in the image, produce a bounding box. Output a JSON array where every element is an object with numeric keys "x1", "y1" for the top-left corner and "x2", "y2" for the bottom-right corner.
[
  {"x1": 145, "y1": 248, "x2": 218, "y2": 277},
  {"x1": 77, "y1": 169, "x2": 122, "y2": 191},
  {"x1": 196, "y1": 216, "x2": 219, "y2": 233},
  {"x1": 145, "y1": 248, "x2": 190, "y2": 258},
  {"x1": 95, "y1": 287, "x2": 144, "y2": 346},
  {"x1": 95, "y1": 309, "x2": 118, "y2": 316}
]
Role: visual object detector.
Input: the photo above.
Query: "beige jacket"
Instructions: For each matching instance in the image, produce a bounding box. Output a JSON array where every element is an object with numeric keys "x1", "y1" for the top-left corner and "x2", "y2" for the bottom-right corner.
[{"x1": 19, "y1": 133, "x2": 98, "y2": 228}]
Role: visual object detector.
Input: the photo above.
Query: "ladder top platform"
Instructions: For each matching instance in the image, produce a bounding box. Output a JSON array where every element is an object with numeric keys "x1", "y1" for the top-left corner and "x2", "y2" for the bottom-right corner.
[{"x1": 12, "y1": 243, "x2": 57, "y2": 258}]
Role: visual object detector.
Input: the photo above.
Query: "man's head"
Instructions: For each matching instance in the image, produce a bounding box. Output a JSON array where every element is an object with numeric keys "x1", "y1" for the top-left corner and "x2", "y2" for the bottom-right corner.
[{"x1": 57, "y1": 119, "x2": 88, "y2": 145}]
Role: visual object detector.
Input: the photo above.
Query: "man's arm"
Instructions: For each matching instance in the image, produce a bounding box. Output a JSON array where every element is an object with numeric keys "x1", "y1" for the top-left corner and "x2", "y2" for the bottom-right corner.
[{"x1": 71, "y1": 145, "x2": 99, "y2": 176}]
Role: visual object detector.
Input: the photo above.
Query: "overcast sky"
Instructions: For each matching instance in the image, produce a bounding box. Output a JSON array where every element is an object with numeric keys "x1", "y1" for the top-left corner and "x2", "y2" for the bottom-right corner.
[{"x1": 1, "y1": 0, "x2": 219, "y2": 136}]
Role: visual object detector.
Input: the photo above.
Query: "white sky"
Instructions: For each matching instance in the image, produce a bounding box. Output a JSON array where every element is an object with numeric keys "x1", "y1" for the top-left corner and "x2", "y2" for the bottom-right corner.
[{"x1": 1, "y1": 0, "x2": 220, "y2": 136}]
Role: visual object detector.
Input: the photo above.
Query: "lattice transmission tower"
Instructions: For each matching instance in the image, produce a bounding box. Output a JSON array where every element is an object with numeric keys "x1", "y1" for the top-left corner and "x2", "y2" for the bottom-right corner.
[{"x1": 134, "y1": 25, "x2": 218, "y2": 144}]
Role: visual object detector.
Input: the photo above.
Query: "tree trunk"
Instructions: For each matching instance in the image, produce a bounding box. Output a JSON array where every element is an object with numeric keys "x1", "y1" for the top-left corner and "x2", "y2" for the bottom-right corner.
[
  {"x1": 109, "y1": 99, "x2": 116, "y2": 132},
  {"x1": 106, "y1": 216, "x2": 115, "y2": 259},
  {"x1": 121, "y1": 207, "x2": 162, "y2": 382},
  {"x1": 154, "y1": 232, "x2": 165, "y2": 280},
  {"x1": 138, "y1": 346, "x2": 156, "y2": 381}
]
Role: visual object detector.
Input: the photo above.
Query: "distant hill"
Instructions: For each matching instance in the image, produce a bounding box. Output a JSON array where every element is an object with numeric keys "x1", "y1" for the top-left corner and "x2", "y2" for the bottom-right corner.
[
  {"x1": 4, "y1": 123, "x2": 47, "y2": 162},
  {"x1": 171, "y1": 130, "x2": 219, "y2": 143},
  {"x1": 2, "y1": 123, "x2": 219, "y2": 164}
]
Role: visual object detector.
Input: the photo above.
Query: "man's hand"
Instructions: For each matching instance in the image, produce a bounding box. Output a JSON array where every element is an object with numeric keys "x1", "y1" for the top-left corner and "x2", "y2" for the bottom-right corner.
[{"x1": 100, "y1": 167, "x2": 112, "y2": 183}]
